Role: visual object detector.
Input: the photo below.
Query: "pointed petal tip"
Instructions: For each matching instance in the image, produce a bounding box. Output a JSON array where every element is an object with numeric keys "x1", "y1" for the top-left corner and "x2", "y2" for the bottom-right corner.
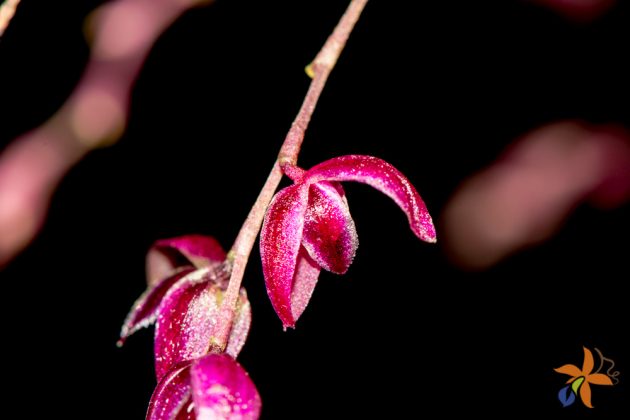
[
  {"x1": 411, "y1": 213, "x2": 437, "y2": 243},
  {"x1": 274, "y1": 311, "x2": 296, "y2": 333},
  {"x1": 411, "y1": 220, "x2": 437, "y2": 244},
  {"x1": 277, "y1": 308, "x2": 296, "y2": 331},
  {"x1": 421, "y1": 231, "x2": 437, "y2": 244},
  {"x1": 412, "y1": 227, "x2": 437, "y2": 244},
  {"x1": 120, "y1": 267, "x2": 196, "y2": 347}
]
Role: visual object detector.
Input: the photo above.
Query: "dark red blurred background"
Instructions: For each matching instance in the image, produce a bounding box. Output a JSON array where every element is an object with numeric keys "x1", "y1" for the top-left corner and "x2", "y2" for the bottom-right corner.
[{"x1": 0, "y1": 0, "x2": 627, "y2": 417}]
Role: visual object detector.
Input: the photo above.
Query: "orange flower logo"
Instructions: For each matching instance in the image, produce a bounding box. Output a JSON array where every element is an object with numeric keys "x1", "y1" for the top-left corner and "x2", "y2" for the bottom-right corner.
[{"x1": 554, "y1": 347, "x2": 619, "y2": 408}]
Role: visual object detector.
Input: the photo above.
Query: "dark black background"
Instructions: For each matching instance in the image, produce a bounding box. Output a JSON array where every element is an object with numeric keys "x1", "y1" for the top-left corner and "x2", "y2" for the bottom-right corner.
[{"x1": 0, "y1": 0, "x2": 627, "y2": 418}]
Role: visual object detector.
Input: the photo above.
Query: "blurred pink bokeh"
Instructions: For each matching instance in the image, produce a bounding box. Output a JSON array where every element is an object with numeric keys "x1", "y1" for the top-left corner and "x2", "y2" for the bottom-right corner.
[
  {"x1": 442, "y1": 122, "x2": 630, "y2": 270},
  {"x1": 0, "y1": 0, "x2": 202, "y2": 267},
  {"x1": 0, "y1": 0, "x2": 626, "y2": 268}
]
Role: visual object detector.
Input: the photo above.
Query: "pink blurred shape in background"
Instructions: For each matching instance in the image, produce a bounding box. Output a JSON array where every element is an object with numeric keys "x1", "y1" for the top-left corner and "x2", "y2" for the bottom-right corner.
[
  {"x1": 442, "y1": 122, "x2": 630, "y2": 270},
  {"x1": 0, "y1": 0, "x2": 206, "y2": 266},
  {"x1": 531, "y1": 0, "x2": 616, "y2": 21}
]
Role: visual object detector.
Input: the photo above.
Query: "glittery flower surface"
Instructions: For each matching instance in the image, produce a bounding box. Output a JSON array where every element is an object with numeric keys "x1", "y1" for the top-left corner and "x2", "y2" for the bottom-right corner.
[
  {"x1": 261, "y1": 155, "x2": 436, "y2": 328},
  {"x1": 147, "y1": 354, "x2": 261, "y2": 420},
  {"x1": 120, "y1": 235, "x2": 259, "y2": 419}
]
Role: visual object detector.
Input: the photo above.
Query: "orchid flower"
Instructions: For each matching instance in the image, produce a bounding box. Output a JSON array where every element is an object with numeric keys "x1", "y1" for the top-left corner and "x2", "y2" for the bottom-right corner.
[
  {"x1": 120, "y1": 235, "x2": 259, "y2": 419},
  {"x1": 261, "y1": 155, "x2": 436, "y2": 328},
  {"x1": 119, "y1": 235, "x2": 228, "y2": 348},
  {"x1": 147, "y1": 353, "x2": 261, "y2": 420}
]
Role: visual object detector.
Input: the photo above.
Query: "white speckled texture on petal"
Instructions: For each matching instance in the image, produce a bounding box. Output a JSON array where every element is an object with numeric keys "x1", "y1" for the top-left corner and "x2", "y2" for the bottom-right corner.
[
  {"x1": 154, "y1": 266, "x2": 252, "y2": 380},
  {"x1": 146, "y1": 363, "x2": 195, "y2": 420},
  {"x1": 224, "y1": 287, "x2": 252, "y2": 359},
  {"x1": 191, "y1": 354, "x2": 261, "y2": 420},
  {"x1": 302, "y1": 181, "x2": 358, "y2": 274},
  {"x1": 304, "y1": 155, "x2": 436, "y2": 242},
  {"x1": 260, "y1": 184, "x2": 309, "y2": 328},
  {"x1": 119, "y1": 266, "x2": 196, "y2": 347},
  {"x1": 290, "y1": 247, "x2": 321, "y2": 323}
]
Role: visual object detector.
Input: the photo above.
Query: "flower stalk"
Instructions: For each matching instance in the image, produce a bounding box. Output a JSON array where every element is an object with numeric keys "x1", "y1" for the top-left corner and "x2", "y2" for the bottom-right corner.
[{"x1": 212, "y1": 0, "x2": 369, "y2": 351}]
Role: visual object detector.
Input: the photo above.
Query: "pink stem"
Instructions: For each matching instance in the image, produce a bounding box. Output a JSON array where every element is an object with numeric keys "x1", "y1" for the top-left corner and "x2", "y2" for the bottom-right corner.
[{"x1": 211, "y1": 0, "x2": 369, "y2": 352}]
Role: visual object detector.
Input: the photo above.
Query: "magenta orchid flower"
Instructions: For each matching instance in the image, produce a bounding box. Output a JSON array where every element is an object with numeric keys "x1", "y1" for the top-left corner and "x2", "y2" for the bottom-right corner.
[
  {"x1": 120, "y1": 235, "x2": 259, "y2": 419},
  {"x1": 261, "y1": 155, "x2": 436, "y2": 328},
  {"x1": 119, "y1": 235, "x2": 226, "y2": 346},
  {"x1": 148, "y1": 353, "x2": 261, "y2": 420}
]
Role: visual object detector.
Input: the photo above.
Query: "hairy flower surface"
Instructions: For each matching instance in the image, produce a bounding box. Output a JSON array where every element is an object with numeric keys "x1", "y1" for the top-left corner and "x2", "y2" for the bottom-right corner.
[
  {"x1": 120, "y1": 236, "x2": 259, "y2": 419},
  {"x1": 148, "y1": 354, "x2": 261, "y2": 420},
  {"x1": 261, "y1": 155, "x2": 436, "y2": 328}
]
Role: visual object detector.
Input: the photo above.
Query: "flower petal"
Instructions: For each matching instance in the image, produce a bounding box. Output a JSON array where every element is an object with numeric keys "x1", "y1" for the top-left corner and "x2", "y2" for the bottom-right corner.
[
  {"x1": 225, "y1": 289, "x2": 252, "y2": 360},
  {"x1": 147, "y1": 363, "x2": 195, "y2": 420},
  {"x1": 587, "y1": 373, "x2": 614, "y2": 386},
  {"x1": 154, "y1": 267, "x2": 251, "y2": 380},
  {"x1": 260, "y1": 184, "x2": 310, "y2": 328},
  {"x1": 154, "y1": 269, "x2": 214, "y2": 380},
  {"x1": 118, "y1": 267, "x2": 196, "y2": 347},
  {"x1": 191, "y1": 354, "x2": 261, "y2": 420},
  {"x1": 290, "y1": 247, "x2": 321, "y2": 324},
  {"x1": 303, "y1": 155, "x2": 436, "y2": 242},
  {"x1": 302, "y1": 182, "x2": 358, "y2": 274},
  {"x1": 554, "y1": 364, "x2": 582, "y2": 379},
  {"x1": 580, "y1": 380, "x2": 593, "y2": 408},
  {"x1": 582, "y1": 347, "x2": 594, "y2": 375},
  {"x1": 147, "y1": 235, "x2": 226, "y2": 287}
]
